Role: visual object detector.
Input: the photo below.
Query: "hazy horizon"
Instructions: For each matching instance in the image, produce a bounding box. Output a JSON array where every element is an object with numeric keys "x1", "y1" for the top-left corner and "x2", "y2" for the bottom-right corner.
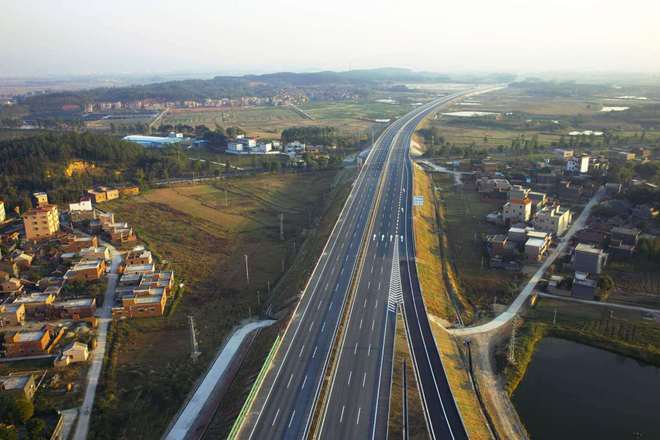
[{"x1": 2, "y1": 0, "x2": 660, "y2": 77}]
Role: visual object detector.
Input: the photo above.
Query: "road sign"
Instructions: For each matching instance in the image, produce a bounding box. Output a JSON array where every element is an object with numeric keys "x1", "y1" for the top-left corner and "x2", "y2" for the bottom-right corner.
[{"x1": 413, "y1": 195, "x2": 424, "y2": 206}]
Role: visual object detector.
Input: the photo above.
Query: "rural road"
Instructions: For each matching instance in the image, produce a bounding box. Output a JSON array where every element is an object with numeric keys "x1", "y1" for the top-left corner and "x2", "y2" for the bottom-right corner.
[{"x1": 72, "y1": 248, "x2": 122, "y2": 440}]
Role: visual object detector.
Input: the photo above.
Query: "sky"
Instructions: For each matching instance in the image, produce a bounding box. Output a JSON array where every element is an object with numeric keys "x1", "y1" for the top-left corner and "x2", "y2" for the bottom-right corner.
[{"x1": 2, "y1": 0, "x2": 660, "y2": 77}]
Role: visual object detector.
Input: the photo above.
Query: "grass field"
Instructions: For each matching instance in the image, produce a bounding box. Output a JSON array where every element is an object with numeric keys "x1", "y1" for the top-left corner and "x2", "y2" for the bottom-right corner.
[
  {"x1": 90, "y1": 170, "x2": 353, "y2": 439},
  {"x1": 412, "y1": 164, "x2": 453, "y2": 321},
  {"x1": 301, "y1": 101, "x2": 414, "y2": 121},
  {"x1": 164, "y1": 106, "x2": 306, "y2": 138},
  {"x1": 432, "y1": 173, "x2": 520, "y2": 313},
  {"x1": 163, "y1": 101, "x2": 420, "y2": 139},
  {"x1": 424, "y1": 86, "x2": 660, "y2": 151}
]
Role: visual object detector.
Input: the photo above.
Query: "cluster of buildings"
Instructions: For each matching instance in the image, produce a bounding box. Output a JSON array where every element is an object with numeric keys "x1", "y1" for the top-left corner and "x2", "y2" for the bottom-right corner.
[
  {"x1": 112, "y1": 248, "x2": 174, "y2": 318},
  {"x1": 0, "y1": 193, "x2": 175, "y2": 366},
  {"x1": 226, "y1": 135, "x2": 281, "y2": 155},
  {"x1": 80, "y1": 92, "x2": 309, "y2": 114},
  {"x1": 485, "y1": 184, "x2": 573, "y2": 263}
]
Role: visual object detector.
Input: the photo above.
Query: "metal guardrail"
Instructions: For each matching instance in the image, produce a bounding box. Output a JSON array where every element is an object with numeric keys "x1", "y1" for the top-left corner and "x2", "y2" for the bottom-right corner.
[{"x1": 227, "y1": 334, "x2": 283, "y2": 440}]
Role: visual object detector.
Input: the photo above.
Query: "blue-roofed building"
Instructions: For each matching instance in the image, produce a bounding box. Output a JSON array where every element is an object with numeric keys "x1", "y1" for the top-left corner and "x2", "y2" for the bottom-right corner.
[{"x1": 123, "y1": 132, "x2": 186, "y2": 148}]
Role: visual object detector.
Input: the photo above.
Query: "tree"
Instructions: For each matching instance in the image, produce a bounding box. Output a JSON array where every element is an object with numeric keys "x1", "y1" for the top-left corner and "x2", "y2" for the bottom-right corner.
[
  {"x1": 596, "y1": 275, "x2": 615, "y2": 301},
  {"x1": 0, "y1": 395, "x2": 34, "y2": 425},
  {"x1": 26, "y1": 418, "x2": 47, "y2": 440}
]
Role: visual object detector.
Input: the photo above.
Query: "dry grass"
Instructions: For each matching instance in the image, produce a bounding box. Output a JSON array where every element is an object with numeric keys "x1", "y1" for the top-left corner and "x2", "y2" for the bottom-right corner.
[
  {"x1": 411, "y1": 163, "x2": 492, "y2": 439},
  {"x1": 429, "y1": 322, "x2": 493, "y2": 440},
  {"x1": 91, "y1": 170, "x2": 350, "y2": 439},
  {"x1": 412, "y1": 164, "x2": 453, "y2": 321}
]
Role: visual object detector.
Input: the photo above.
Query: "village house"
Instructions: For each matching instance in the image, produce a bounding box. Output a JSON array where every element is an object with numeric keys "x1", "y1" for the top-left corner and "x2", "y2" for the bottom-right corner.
[
  {"x1": 87, "y1": 187, "x2": 119, "y2": 204},
  {"x1": 533, "y1": 205, "x2": 572, "y2": 236},
  {"x1": 69, "y1": 198, "x2": 93, "y2": 213},
  {"x1": 566, "y1": 155, "x2": 590, "y2": 174},
  {"x1": 572, "y1": 272, "x2": 599, "y2": 299},
  {"x1": 0, "y1": 275, "x2": 23, "y2": 295},
  {"x1": 112, "y1": 287, "x2": 168, "y2": 318},
  {"x1": 33, "y1": 192, "x2": 49, "y2": 208},
  {"x1": 554, "y1": 148, "x2": 574, "y2": 160},
  {"x1": 54, "y1": 341, "x2": 89, "y2": 368},
  {"x1": 12, "y1": 293, "x2": 56, "y2": 317},
  {"x1": 125, "y1": 248, "x2": 153, "y2": 266},
  {"x1": 574, "y1": 243, "x2": 607, "y2": 274},
  {"x1": 51, "y1": 298, "x2": 96, "y2": 320},
  {"x1": 22, "y1": 204, "x2": 60, "y2": 241},
  {"x1": 118, "y1": 186, "x2": 140, "y2": 197},
  {"x1": 610, "y1": 227, "x2": 640, "y2": 247},
  {"x1": 477, "y1": 177, "x2": 511, "y2": 195},
  {"x1": 64, "y1": 259, "x2": 106, "y2": 282},
  {"x1": 503, "y1": 185, "x2": 533, "y2": 224},
  {"x1": 62, "y1": 235, "x2": 98, "y2": 253},
  {"x1": 0, "y1": 303, "x2": 25, "y2": 327},
  {"x1": 3, "y1": 326, "x2": 65, "y2": 357},
  {"x1": 486, "y1": 234, "x2": 509, "y2": 256},
  {"x1": 10, "y1": 250, "x2": 34, "y2": 270},
  {"x1": 79, "y1": 246, "x2": 111, "y2": 261},
  {"x1": 524, "y1": 230, "x2": 551, "y2": 262},
  {"x1": 0, "y1": 374, "x2": 37, "y2": 400}
]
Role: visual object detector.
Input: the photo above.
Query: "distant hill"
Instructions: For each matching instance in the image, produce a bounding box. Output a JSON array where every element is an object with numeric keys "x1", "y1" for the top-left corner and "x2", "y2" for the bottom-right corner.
[{"x1": 20, "y1": 68, "x2": 514, "y2": 113}]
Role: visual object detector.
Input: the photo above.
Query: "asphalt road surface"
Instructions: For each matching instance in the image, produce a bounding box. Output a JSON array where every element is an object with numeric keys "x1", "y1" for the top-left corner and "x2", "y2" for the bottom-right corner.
[{"x1": 239, "y1": 90, "x2": 486, "y2": 440}]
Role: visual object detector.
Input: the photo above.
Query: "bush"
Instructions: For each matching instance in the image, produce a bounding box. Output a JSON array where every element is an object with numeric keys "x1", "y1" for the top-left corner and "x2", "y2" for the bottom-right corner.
[
  {"x1": 0, "y1": 425, "x2": 18, "y2": 440},
  {"x1": 26, "y1": 418, "x2": 47, "y2": 440}
]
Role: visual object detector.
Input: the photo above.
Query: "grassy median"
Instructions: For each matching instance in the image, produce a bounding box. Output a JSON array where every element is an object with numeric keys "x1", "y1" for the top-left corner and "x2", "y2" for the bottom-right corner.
[{"x1": 412, "y1": 163, "x2": 492, "y2": 440}]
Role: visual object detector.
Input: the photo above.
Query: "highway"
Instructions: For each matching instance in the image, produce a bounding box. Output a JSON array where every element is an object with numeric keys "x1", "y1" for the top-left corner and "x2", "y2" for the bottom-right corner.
[{"x1": 238, "y1": 90, "x2": 485, "y2": 440}]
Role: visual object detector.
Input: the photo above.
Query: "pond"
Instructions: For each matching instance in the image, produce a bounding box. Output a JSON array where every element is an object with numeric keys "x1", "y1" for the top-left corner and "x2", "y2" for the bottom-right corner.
[{"x1": 512, "y1": 337, "x2": 660, "y2": 440}]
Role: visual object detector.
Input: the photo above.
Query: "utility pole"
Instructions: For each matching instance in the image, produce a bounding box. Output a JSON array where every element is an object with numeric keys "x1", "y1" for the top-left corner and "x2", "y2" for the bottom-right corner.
[
  {"x1": 244, "y1": 254, "x2": 250, "y2": 285},
  {"x1": 188, "y1": 315, "x2": 201, "y2": 361},
  {"x1": 279, "y1": 213, "x2": 284, "y2": 241}
]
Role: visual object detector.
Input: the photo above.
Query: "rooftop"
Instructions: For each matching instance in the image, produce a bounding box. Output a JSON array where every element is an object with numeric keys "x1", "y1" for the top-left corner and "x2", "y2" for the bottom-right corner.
[
  {"x1": 13, "y1": 330, "x2": 45, "y2": 342},
  {"x1": 54, "y1": 298, "x2": 95, "y2": 308},
  {"x1": 526, "y1": 238, "x2": 547, "y2": 248},
  {"x1": 575, "y1": 243, "x2": 605, "y2": 255},
  {"x1": 0, "y1": 374, "x2": 32, "y2": 390}
]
